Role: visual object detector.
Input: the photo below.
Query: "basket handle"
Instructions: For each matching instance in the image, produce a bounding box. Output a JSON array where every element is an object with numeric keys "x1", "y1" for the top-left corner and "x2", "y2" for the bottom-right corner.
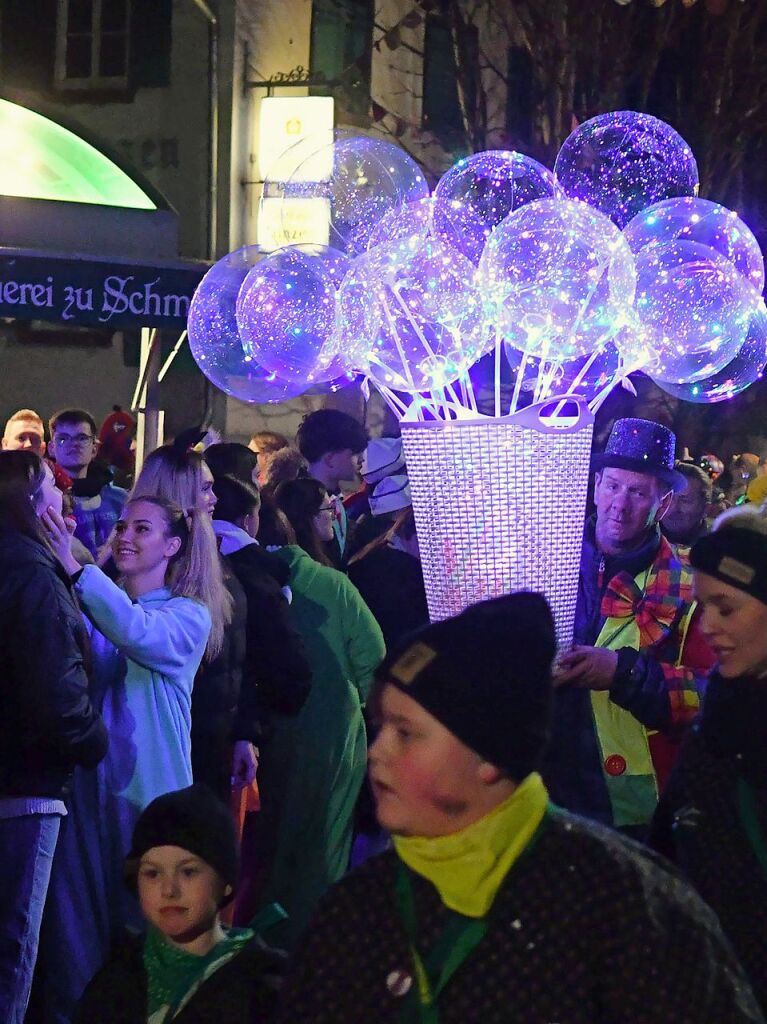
[{"x1": 510, "y1": 394, "x2": 594, "y2": 435}]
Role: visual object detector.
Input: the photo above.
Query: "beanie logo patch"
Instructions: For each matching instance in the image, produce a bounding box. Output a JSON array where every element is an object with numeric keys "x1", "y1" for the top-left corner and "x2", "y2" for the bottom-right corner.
[
  {"x1": 718, "y1": 555, "x2": 756, "y2": 586},
  {"x1": 390, "y1": 642, "x2": 437, "y2": 686}
]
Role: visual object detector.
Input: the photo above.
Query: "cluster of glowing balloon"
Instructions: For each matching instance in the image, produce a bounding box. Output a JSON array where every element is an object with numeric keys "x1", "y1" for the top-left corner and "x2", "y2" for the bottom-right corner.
[
  {"x1": 188, "y1": 246, "x2": 309, "y2": 404},
  {"x1": 633, "y1": 240, "x2": 759, "y2": 384},
  {"x1": 236, "y1": 246, "x2": 348, "y2": 386},
  {"x1": 338, "y1": 236, "x2": 490, "y2": 393},
  {"x1": 480, "y1": 198, "x2": 636, "y2": 361},
  {"x1": 652, "y1": 300, "x2": 767, "y2": 403},
  {"x1": 263, "y1": 130, "x2": 429, "y2": 257},
  {"x1": 432, "y1": 151, "x2": 557, "y2": 264},
  {"x1": 624, "y1": 197, "x2": 765, "y2": 293},
  {"x1": 186, "y1": 114, "x2": 765, "y2": 419},
  {"x1": 555, "y1": 111, "x2": 699, "y2": 229}
]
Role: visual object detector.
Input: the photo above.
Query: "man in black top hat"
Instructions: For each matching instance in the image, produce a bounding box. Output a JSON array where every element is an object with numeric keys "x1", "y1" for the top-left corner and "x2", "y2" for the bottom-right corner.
[{"x1": 543, "y1": 418, "x2": 714, "y2": 836}]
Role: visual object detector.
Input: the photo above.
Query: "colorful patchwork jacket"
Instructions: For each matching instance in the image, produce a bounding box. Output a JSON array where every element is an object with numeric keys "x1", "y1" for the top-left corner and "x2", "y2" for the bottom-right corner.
[{"x1": 543, "y1": 518, "x2": 714, "y2": 831}]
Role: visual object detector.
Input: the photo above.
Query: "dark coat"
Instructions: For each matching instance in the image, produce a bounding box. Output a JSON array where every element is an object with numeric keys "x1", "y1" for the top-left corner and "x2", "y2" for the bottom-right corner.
[
  {"x1": 651, "y1": 670, "x2": 767, "y2": 1013},
  {"x1": 276, "y1": 809, "x2": 764, "y2": 1024},
  {"x1": 0, "y1": 529, "x2": 107, "y2": 798},
  {"x1": 225, "y1": 543, "x2": 312, "y2": 726},
  {"x1": 543, "y1": 518, "x2": 711, "y2": 827},
  {"x1": 73, "y1": 931, "x2": 285, "y2": 1024},
  {"x1": 348, "y1": 545, "x2": 429, "y2": 649},
  {"x1": 191, "y1": 568, "x2": 249, "y2": 800}
]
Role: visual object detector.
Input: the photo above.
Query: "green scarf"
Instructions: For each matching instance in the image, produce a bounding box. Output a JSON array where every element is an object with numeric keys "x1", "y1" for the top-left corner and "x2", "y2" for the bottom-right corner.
[
  {"x1": 144, "y1": 925, "x2": 254, "y2": 1021},
  {"x1": 393, "y1": 772, "x2": 549, "y2": 919}
]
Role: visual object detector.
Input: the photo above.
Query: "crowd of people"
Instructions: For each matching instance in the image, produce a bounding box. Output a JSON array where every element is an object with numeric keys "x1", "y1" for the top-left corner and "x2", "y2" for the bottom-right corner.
[{"x1": 1, "y1": 401, "x2": 766, "y2": 1023}]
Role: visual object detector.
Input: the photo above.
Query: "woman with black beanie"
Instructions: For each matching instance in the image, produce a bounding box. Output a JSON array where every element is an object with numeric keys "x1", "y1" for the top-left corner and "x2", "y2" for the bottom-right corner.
[{"x1": 651, "y1": 503, "x2": 767, "y2": 1012}]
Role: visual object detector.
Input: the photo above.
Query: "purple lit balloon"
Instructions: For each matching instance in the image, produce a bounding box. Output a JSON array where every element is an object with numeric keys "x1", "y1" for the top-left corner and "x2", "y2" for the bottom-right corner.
[
  {"x1": 236, "y1": 246, "x2": 344, "y2": 385},
  {"x1": 433, "y1": 150, "x2": 557, "y2": 264},
  {"x1": 367, "y1": 197, "x2": 482, "y2": 258},
  {"x1": 624, "y1": 197, "x2": 765, "y2": 294},
  {"x1": 651, "y1": 301, "x2": 767, "y2": 403},
  {"x1": 188, "y1": 246, "x2": 308, "y2": 404},
  {"x1": 634, "y1": 240, "x2": 759, "y2": 384},
  {"x1": 479, "y1": 198, "x2": 636, "y2": 360},
  {"x1": 338, "y1": 235, "x2": 490, "y2": 393},
  {"x1": 265, "y1": 131, "x2": 429, "y2": 257},
  {"x1": 555, "y1": 111, "x2": 699, "y2": 229}
]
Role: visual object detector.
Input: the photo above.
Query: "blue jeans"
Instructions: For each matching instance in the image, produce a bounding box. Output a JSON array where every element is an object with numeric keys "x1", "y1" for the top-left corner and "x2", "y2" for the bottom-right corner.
[{"x1": 0, "y1": 813, "x2": 61, "y2": 1024}]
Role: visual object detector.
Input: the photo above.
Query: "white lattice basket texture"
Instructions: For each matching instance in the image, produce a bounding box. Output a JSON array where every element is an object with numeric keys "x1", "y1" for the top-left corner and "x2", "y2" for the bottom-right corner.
[{"x1": 401, "y1": 399, "x2": 594, "y2": 650}]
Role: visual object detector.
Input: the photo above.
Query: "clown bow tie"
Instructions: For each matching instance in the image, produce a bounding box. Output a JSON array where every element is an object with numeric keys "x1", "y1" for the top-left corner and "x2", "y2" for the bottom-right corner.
[{"x1": 600, "y1": 571, "x2": 681, "y2": 647}]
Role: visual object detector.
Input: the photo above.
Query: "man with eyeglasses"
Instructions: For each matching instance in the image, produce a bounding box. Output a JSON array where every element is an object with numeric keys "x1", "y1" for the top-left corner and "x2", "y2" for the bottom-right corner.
[{"x1": 48, "y1": 409, "x2": 128, "y2": 557}]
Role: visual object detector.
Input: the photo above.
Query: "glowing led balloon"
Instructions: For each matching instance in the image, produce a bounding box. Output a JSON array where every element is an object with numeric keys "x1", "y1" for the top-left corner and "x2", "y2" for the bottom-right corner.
[
  {"x1": 555, "y1": 111, "x2": 699, "y2": 228},
  {"x1": 188, "y1": 246, "x2": 308, "y2": 404},
  {"x1": 338, "y1": 236, "x2": 491, "y2": 393},
  {"x1": 624, "y1": 197, "x2": 765, "y2": 293},
  {"x1": 367, "y1": 196, "x2": 480, "y2": 256},
  {"x1": 634, "y1": 240, "x2": 759, "y2": 384},
  {"x1": 651, "y1": 300, "x2": 767, "y2": 403},
  {"x1": 479, "y1": 198, "x2": 636, "y2": 360},
  {"x1": 236, "y1": 246, "x2": 346, "y2": 385},
  {"x1": 433, "y1": 150, "x2": 557, "y2": 264},
  {"x1": 263, "y1": 130, "x2": 429, "y2": 257}
]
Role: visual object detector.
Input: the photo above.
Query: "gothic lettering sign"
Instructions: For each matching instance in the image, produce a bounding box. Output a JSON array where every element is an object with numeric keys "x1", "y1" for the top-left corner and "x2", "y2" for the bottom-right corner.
[{"x1": 0, "y1": 251, "x2": 209, "y2": 329}]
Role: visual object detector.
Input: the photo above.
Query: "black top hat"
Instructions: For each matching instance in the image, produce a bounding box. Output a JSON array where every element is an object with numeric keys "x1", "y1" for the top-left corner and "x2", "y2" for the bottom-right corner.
[{"x1": 593, "y1": 418, "x2": 687, "y2": 493}]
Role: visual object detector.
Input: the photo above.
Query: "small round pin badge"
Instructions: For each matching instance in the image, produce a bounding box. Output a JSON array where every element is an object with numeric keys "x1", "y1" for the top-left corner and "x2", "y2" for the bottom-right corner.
[{"x1": 386, "y1": 970, "x2": 413, "y2": 997}]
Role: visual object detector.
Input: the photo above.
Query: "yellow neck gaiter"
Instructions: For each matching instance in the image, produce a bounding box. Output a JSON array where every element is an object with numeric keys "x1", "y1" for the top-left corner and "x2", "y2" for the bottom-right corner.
[{"x1": 392, "y1": 773, "x2": 549, "y2": 919}]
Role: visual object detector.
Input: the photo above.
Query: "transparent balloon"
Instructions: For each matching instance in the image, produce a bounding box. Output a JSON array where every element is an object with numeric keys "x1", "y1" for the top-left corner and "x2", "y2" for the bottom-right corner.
[
  {"x1": 236, "y1": 246, "x2": 348, "y2": 385},
  {"x1": 479, "y1": 198, "x2": 636, "y2": 361},
  {"x1": 188, "y1": 246, "x2": 308, "y2": 404},
  {"x1": 651, "y1": 300, "x2": 767, "y2": 403},
  {"x1": 338, "y1": 235, "x2": 491, "y2": 393},
  {"x1": 367, "y1": 197, "x2": 481, "y2": 257},
  {"x1": 555, "y1": 111, "x2": 699, "y2": 229},
  {"x1": 432, "y1": 150, "x2": 557, "y2": 264},
  {"x1": 624, "y1": 197, "x2": 765, "y2": 294},
  {"x1": 262, "y1": 130, "x2": 429, "y2": 257},
  {"x1": 634, "y1": 240, "x2": 759, "y2": 384}
]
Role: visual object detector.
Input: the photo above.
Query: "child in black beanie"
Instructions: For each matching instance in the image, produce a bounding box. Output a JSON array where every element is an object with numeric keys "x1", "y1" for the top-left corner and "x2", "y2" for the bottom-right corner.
[{"x1": 74, "y1": 784, "x2": 284, "y2": 1024}]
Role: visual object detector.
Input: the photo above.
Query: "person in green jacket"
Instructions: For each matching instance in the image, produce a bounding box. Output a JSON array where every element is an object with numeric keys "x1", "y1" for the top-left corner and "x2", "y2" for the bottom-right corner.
[{"x1": 252, "y1": 477, "x2": 385, "y2": 949}]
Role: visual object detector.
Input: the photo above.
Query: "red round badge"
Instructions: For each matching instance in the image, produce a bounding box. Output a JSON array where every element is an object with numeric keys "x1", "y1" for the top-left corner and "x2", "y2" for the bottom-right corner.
[{"x1": 604, "y1": 754, "x2": 627, "y2": 777}]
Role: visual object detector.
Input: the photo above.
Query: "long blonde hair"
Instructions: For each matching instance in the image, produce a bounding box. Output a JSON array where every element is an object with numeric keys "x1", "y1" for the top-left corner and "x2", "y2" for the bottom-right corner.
[{"x1": 132, "y1": 447, "x2": 230, "y2": 657}]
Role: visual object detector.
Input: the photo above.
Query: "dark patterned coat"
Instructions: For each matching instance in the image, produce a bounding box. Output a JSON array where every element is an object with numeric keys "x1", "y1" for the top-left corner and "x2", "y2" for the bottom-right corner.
[
  {"x1": 651, "y1": 671, "x2": 767, "y2": 1013},
  {"x1": 276, "y1": 809, "x2": 763, "y2": 1024}
]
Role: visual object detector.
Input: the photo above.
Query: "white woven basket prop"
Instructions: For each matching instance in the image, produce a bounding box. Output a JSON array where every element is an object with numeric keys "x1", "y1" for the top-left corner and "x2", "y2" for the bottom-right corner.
[{"x1": 400, "y1": 398, "x2": 594, "y2": 650}]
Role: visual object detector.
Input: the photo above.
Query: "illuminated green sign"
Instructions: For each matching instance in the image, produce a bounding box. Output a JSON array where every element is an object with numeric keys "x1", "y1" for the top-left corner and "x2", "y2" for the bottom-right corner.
[{"x1": 0, "y1": 98, "x2": 156, "y2": 210}]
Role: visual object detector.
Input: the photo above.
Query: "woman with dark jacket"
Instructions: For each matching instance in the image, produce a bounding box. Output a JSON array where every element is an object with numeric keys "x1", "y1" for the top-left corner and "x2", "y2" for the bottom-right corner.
[
  {"x1": 651, "y1": 503, "x2": 767, "y2": 1012},
  {"x1": 0, "y1": 451, "x2": 107, "y2": 1024},
  {"x1": 210, "y1": 474, "x2": 312, "y2": 738}
]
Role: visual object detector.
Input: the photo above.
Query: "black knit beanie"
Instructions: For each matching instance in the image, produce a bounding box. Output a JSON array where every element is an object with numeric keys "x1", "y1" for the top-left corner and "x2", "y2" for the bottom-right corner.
[
  {"x1": 690, "y1": 523, "x2": 767, "y2": 607},
  {"x1": 377, "y1": 592, "x2": 556, "y2": 781},
  {"x1": 125, "y1": 784, "x2": 239, "y2": 900}
]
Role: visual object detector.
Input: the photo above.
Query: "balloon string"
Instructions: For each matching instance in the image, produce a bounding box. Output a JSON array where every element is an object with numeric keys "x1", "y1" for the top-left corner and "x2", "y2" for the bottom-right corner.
[
  {"x1": 459, "y1": 374, "x2": 478, "y2": 414},
  {"x1": 380, "y1": 287, "x2": 420, "y2": 396},
  {"x1": 509, "y1": 351, "x2": 528, "y2": 416},
  {"x1": 494, "y1": 326, "x2": 502, "y2": 418},
  {"x1": 551, "y1": 346, "x2": 602, "y2": 418}
]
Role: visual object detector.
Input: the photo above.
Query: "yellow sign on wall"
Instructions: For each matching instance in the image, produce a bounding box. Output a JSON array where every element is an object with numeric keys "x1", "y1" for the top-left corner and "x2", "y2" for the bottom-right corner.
[
  {"x1": 258, "y1": 96, "x2": 335, "y2": 181},
  {"x1": 257, "y1": 196, "x2": 331, "y2": 251}
]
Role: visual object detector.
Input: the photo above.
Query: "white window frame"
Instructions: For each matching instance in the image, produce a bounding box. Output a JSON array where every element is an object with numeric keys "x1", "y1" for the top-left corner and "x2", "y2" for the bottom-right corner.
[{"x1": 55, "y1": 0, "x2": 131, "y2": 91}]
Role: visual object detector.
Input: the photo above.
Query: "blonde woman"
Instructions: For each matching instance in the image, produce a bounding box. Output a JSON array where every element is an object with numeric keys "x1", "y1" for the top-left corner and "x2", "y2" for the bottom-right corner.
[{"x1": 40, "y1": 493, "x2": 222, "y2": 1024}]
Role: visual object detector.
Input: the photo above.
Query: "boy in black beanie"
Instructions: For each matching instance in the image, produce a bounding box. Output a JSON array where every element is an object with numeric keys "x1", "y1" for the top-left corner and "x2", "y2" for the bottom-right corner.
[
  {"x1": 74, "y1": 784, "x2": 284, "y2": 1024},
  {"x1": 276, "y1": 593, "x2": 763, "y2": 1024}
]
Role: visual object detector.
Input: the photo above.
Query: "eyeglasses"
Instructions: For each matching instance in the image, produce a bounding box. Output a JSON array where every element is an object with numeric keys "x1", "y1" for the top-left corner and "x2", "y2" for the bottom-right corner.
[
  {"x1": 318, "y1": 504, "x2": 335, "y2": 513},
  {"x1": 54, "y1": 433, "x2": 95, "y2": 446}
]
